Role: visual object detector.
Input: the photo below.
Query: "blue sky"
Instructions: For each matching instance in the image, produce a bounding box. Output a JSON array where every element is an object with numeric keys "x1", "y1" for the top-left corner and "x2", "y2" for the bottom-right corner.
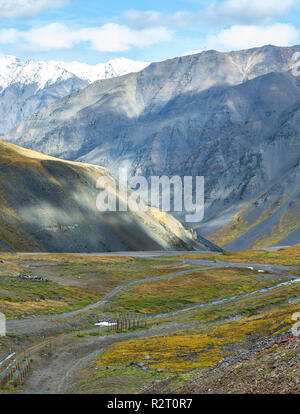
[{"x1": 0, "y1": 0, "x2": 300, "y2": 63}]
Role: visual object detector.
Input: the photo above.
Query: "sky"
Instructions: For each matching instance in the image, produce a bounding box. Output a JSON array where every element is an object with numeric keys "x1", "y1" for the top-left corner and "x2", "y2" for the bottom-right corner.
[{"x1": 0, "y1": 0, "x2": 300, "y2": 64}]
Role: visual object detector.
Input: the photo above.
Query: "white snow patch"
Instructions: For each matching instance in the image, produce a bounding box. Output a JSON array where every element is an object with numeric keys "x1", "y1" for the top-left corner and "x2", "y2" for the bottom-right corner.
[{"x1": 95, "y1": 321, "x2": 117, "y2": 327}]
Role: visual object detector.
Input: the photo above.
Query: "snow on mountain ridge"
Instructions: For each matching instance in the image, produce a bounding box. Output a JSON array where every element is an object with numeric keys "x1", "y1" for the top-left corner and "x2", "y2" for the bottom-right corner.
[
  {"x1": 0, "y1": 55, "x2": 72, "y2": 90},
  {"x1": 49, "y1": 57, "x2": 150, "y2": 83},
  {"x1": 0, "y1": 55, "x2": 149, "y2": 90}
]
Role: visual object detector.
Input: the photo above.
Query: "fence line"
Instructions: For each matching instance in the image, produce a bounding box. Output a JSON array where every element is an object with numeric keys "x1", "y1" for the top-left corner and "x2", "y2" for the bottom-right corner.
[
  {"x1": 1, "y1": 314, "x2": 151, "y2": 386},
  {"x1": 0, "y1": 355, "x2": 31, "y2": 386},
  {"x1": 103, "y1": 312, "x2": 149, "y2": 332}
]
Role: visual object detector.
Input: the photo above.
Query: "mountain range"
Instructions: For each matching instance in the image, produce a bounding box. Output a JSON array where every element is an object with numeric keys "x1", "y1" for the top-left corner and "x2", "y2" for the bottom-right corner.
[
  {"x1": 0, "y1": 55, "x2": 148, "y2": 133},
  {"x1": 2, "y1": 45, "x2": 300, "y2": 250}
]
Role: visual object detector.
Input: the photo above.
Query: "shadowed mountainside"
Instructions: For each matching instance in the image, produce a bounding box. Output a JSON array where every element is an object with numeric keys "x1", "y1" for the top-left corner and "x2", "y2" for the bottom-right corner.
[{"x1": 0, "y1": 140, "x2": 218, "y2": 253}]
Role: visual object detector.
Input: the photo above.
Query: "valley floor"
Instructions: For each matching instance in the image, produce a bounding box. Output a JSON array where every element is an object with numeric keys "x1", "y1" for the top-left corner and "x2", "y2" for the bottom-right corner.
[{"x1": 0, "y1": 246, "x2": 300, "y2": 394}]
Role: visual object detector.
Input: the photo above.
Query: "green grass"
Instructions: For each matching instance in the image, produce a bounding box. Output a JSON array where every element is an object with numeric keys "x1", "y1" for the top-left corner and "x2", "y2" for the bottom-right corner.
[
  {"x1": 70, "y1": 365, "x2": 169, "y2": 394},
  {"x1": 107, "y1": 267, "x2": 290, "y2": 314},
  {"x1": 57, "y1": 258, "x2": 187, "y2": 290},
  {"x1": 0, "y1": 255, "x2": 192, "y2": 318},
  {"x1": 0, "y1": 276, "x2": 102, "y2": 318},
  {"x1": 0, "y1": 254, "x2": 188, "y2": 291}
]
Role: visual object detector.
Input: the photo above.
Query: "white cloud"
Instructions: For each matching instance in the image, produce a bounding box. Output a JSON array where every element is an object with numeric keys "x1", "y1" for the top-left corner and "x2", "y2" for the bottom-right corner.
[
  {"x1": 209, "y1": 0, "x2": 300, "y2": 24},
  {"x1": 0, "y1": 22, "x2": 173, "y2": 52},
  {"x1": 0, "y1": 0, "x2": 68, "y2": 18},
  {"x1": 79, "y1": 24, "x2": 172, "y2": 52},
  {"x1": 0, "y1": 28, "x2": 20, "y2": 44},
  {"x1": 122, "y1": 10, "x2": 191, "y2": 28},
  {"x1": 22, "y1": 23, "x2": 76, "y2": 51},
  {"x1": 122, "y1": 1, "x2": 300, "y2": 29},
  {"x1": 205, "y1": 24, "x2": 300, "y2": 51}
]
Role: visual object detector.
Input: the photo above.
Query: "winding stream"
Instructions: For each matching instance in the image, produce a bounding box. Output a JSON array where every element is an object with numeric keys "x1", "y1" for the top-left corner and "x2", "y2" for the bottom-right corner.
[{"x1": 151, "y1": 277, "x2": 300, "y2": 319}]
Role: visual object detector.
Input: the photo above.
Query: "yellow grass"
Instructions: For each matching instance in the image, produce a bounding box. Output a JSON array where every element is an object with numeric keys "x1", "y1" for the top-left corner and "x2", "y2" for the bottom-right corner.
[{"x1": 99, "y1": 306, "x2": 297, "y2": 373}]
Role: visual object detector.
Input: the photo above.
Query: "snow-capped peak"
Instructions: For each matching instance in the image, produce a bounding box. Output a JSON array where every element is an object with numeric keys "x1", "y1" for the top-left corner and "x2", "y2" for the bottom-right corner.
[
  {"x1": 49, "y1": 57, "x2": 150, "y2": 83},
  {"x1": 0, "y1": 55, "x2": 72, "y2": 90},
  {"x1": 0, "y1": 55, "x2": 150, "y2": 91}
]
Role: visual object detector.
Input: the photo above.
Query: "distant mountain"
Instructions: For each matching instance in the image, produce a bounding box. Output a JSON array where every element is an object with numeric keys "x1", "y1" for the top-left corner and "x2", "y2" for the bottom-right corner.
[
  {"x1": 3, "y1": 45, "x2": 300, "y2": 250},
  {"x1": 48, "y1": 58, "x2": 149, "y2": 83},
  {"x1": 0, "y1": 140, "x2": 214, "y2": 253},
  {"x1": 0, "y1": 55, "x2": 149, "y2": 132}
]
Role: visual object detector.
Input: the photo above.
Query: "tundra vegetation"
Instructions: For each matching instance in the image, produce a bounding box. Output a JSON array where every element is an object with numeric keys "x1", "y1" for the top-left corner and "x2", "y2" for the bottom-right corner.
[
  {"x1": 0, "y1": 254, "x2": 188, "y2": 318},
  {"x1": 0, "y1": 245, "x2": 299, "y2": 394}
]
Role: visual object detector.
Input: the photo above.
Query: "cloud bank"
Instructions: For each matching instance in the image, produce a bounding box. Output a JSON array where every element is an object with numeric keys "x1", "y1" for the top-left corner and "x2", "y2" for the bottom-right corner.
[
  {"x1": 0, "y1": 0, "x2": 68, "y2": 18},
  {"x1": 0, "y1": 22, "x2": 173, "y2": 52},
  {"x1": 205, "y1": 23, "x2": 300, "y2": 51},
  {"x1": 206, "y1": 0, "x2": 300, "y2": 25},
  {"x1": 0, "y1": 0, "x2": 299, "y2": 57},
  {"x1": 122, "y1": 0, "x2": 300, "y2": 28}
]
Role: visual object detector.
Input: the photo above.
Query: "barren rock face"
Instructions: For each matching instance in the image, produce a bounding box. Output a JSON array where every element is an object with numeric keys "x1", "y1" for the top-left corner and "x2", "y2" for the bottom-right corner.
[{"x1": 3, "y1": 45, "x2": 300, "y2": 249}]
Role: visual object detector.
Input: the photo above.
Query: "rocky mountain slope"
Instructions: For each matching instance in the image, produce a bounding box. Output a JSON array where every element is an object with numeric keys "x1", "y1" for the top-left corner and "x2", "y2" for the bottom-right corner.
[
  {"x1": 146, "y1": 333, "x2": 300, "y2": 394},
  {"x1": 3, "y1": 45, "x2": 300, "y2": 250},
  {"x1": 0, "y1": 140, "x2": 212, "y2": 253},
  {"x1": 0, "y1": 56, "x2": 148, "y2": 133}
]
